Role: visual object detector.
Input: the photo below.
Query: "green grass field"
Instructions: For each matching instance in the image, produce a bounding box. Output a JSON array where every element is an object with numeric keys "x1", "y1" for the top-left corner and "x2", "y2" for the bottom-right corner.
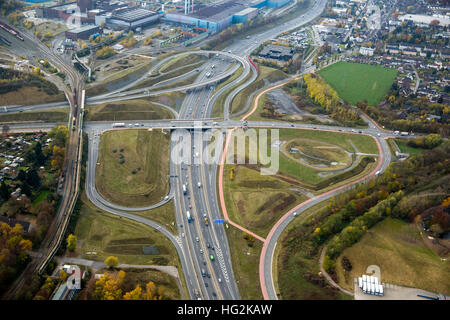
[
  {"x1": 85, "y1": 99, "x2": 174, "y2": 121},
  {"x1": 73, "y1": 193, "x2": 179, "y2": 267},
  {"x1": 224, "y1": 226, "x2": 264, "y2": 300},
  {"x1": 395, "y1": 139, "x2": 427, "y2": 155},
  {"x1": 0, "y1": 86, "x2": 66, "y2": 107},
  {"x1": 96, "y1": 129, "x2": 170, "y2": 207},
  {"x1": 222, "y1": 128, "x2": 378, "y2": 235},
  {"x1": 131, "y1": 201, "x2": 177, "y2": 235},
  {"x1": 318, "y1": 62, "x2": 397, "y2": 106},
  {"x1": 223, "y1": 164, "x2": 307, "y2": 238},
  {"x1": 335, "y1": 218, "x2": 450, "y2": 294},
  {"x1": 159, "y1": 54, "x2": 206, "y2": 73},
  {"x1": 0, "y1": 108, "x2": 69, "y2": 123}
]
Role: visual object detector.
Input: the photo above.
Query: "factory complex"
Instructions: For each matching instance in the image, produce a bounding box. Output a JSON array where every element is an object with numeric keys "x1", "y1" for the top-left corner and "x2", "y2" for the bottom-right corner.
[
  {"x1": 34, "y1": 0, "x2": 292, "y2": 42},
  {"x1": 165, "y1": 0, "x2": 291, "y2": 33}
]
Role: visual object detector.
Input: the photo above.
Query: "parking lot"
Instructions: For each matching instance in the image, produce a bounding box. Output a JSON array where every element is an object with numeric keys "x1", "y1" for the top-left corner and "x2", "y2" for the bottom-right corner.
[{"x1": 353, "y1": 278, "x2": 440, "y2": 300}]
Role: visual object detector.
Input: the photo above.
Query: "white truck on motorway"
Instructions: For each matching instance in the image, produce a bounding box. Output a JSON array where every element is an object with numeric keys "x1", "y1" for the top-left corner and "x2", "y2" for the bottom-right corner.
[
  {"x1": 400, "y1": 131, "x2": 409, "y2": 136},
  {"x1": 186, "y1": 210, "x2": 191, "y2": 223},
  {"x1": 197, "y1": 182, "x2": 201, "y2": 188},
  {"x1": 112, "y1": 122, "x2": 125, "y2": 128}
]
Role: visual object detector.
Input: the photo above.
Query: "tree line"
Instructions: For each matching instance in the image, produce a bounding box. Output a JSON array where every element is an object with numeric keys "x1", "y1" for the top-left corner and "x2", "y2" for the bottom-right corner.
[{"x1": 0, "y1": 67, "x2": 59, "y2": 96}]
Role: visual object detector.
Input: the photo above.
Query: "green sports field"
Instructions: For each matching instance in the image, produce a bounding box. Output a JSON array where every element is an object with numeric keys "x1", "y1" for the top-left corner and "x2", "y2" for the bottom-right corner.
[{"x1": 318, "y1": 62, "x2": 398, "y2": 106}]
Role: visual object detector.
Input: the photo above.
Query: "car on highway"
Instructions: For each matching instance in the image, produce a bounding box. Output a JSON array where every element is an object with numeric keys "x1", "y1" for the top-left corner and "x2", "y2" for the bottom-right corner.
[
  {"x1": 200, "y1": 249, "x2": 204, "y2": 254},
  {"x1": 212, "y1": 292, "x2": 216, "y2": 297},
  {"x1": 205, "y1": 282, "x2": 208, "y2": 287},
  {"x1": 182, "y1": 232, "x2": 185, "y2": 237},
  {"x1": 207, "y1": 243, "x2": 210, "y2": 248},
  {"x1": 164, "y1": 195, "x2": 169, "y2": 200},
  {"x1": 189, "y1": 204, "x2": 192, "y2": 209},
  {"x1": 203, "y1": 260, "x2": 206, "y2": 265},
  {"x1": 293, "y1": 212, "x2": 298, "y2": 217},
  {"x1": 196, "y1": 236, "x2": 199, "y2": 242},
  {"x1": 210, "y1": 255, "x2": 215, "y2": 261},
  {"x1": 218, "y1": 278, "x2": 222, "y2": 283},
  {"x1": 377, "y1": 133, "x2": 381, "y2": 136}
]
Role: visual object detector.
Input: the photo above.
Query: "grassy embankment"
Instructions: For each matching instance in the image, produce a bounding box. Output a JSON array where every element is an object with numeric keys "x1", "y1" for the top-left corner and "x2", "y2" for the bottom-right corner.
[
  {"x1": 222, "y1": 128, "x2": 378, "y2": 299},
  {"x1": 73, "y1": 193, "x2": 186, "y2": 298},
  {"x1": 96, "y1": 129, "x2": 170, "y2": 208},
  {"x1": 223, "y1": 129, "x2": 378, "y2": 237},
  {"x1": 211, "y1": 64, "x2": 244, "y2": 118},
  {"x1": 335, "y1": 217, "x2": 450, "y2": 294},
  {"x1": 0, "y1": 107, "x2": 69, "y2": 123},
  {"x1": 0, "y1": 86, "x2": 65, "y2": 107},
  {"x1": 230, "y1": 65, "x2": 288, "y2": 116},
  {"x1": 86, "y1": 51, "x2": 177, "y2": 96},
  {"x1": 276, "y1": 201, "x2": 353, "y2": 300},
  {"x1": 85, "y1": 98, "x2": 174, "y2": 121}
]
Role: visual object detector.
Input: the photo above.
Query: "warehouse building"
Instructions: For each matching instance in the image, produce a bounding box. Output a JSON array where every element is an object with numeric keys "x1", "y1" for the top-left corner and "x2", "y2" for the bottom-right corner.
[
  {"x1": 258, "y1": 44, "x2": 294, "y2": 61},
  {"x1": 104, "y1": 6, "x2": 160, "y2": 30},
  {"x1": 65, "y1": 24, "x2": 100, "y2": 40},
  {"x1": 165, "y1": 1, "x2": 258, "y2": 33}
]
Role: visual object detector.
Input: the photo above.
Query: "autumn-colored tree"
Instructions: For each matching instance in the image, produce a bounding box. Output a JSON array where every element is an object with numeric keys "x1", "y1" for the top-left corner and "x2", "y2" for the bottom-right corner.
[
  {"x1": 123, "y1": 285, "x2": 142, "y2": 300},
  {"x1": 0, "y1": 223, "x2": 32, "y2": 293},
  {"x1": 33, "y1": 277, "x2": 56, "y2": 300},
  {"x1": 59, "y1": 269, "x2": 68, "y2": 282},
  {"x1": 48, "y1": 125, "x2": 68, "y2": 148},
  {"x1": 104, "y1": 256, "x2": 119, "y2": 269},
  {"x1": 66, "y1": 234, "x2": 77, "y2": 252},
  {"x1": 93, "y1": 270, "x2": 126, "y2": 300},
  {"x1": 51, "y1": 145, "x2": 66, "y2": 171},
  {"x1": 145, "y1": 281, "x2": 157, "y2": 300}
]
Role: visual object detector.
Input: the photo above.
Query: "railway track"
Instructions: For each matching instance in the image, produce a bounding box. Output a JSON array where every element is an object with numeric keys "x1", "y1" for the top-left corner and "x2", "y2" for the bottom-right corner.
[{"x1": 1, "y1": 27, "x2": 85, "y2": 298}]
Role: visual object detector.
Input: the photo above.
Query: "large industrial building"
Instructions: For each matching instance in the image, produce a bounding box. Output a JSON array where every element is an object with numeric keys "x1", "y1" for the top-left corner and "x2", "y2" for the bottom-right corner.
[
  {"x1": 165, "y1": 0, "x2": 291, "y2": 33},
  {"x1": 65, "y1": 24, "x2": 100, "y2": 40},
  {"x1": 104, "y1": 6, "x2": 160, "y2": 30}
]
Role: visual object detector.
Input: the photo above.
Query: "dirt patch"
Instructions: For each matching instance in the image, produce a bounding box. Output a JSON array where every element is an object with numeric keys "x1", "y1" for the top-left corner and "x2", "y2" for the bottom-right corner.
[
  {"x1": 237, "y1": 200, "x2": 246, "y2": 215},
  {"x1": 271, "y1": 194, "x2": 296, "y2": 214},
  {"x1": 255, "y1": 193, "x2": 283, "y2": 214}
]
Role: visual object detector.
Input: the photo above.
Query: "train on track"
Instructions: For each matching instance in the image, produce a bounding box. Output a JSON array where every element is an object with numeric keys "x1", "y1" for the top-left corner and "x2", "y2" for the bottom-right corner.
[{"x1": 0, "y1": 21, "x2": 24, "y2": 41}]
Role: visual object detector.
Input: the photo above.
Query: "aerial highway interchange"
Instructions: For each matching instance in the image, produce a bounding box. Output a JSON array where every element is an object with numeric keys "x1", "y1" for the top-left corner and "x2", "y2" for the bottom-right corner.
[{"x1": 1, "y1": 0, "x2": 403, "y2": 301}]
